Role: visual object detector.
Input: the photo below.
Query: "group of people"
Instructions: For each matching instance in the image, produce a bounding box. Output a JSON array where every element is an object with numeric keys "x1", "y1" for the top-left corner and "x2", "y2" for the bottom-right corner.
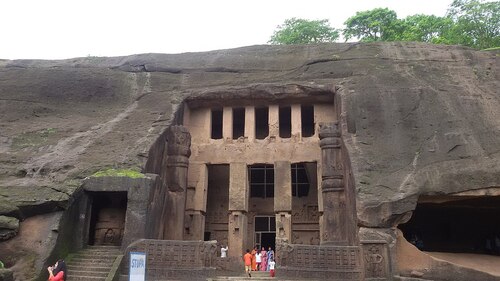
[{"x1": 243, "y1": 246, "x2": 275, "y2": 277}]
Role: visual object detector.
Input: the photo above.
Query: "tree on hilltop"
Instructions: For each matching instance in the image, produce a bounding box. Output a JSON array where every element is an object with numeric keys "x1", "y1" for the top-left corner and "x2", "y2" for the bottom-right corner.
[{"x1": 268, "y1": 18, "x2": 339, "y2": 45}]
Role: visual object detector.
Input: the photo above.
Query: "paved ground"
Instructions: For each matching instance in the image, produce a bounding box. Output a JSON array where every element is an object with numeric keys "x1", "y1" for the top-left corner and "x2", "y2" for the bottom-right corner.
[{"x1": 427, "y1": 252, "x2": 500, "y2": 276}]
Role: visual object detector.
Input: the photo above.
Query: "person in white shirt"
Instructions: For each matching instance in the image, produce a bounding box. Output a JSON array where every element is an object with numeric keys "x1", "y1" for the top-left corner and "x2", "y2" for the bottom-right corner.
[
  {"x1": 269, "y1": 258, "x2": 276, "y2": 277},
  {"x1": 220, "y1": 245, "x2": 228, "y2": 258},
  {"x1": 255, "y1": 250, "x2": 262, "y2": 270}
]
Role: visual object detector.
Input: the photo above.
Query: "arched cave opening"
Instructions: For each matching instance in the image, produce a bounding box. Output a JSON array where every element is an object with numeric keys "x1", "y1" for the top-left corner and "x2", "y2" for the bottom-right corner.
[{"x1": 399, "y1": 196, "x2": 500, "y2": 255}]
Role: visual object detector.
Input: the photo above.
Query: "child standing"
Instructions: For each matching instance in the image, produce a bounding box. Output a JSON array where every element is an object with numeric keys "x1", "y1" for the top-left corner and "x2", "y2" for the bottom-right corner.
[{"x1": 269, "y1": 258, "x2": 276, "y2": 277}]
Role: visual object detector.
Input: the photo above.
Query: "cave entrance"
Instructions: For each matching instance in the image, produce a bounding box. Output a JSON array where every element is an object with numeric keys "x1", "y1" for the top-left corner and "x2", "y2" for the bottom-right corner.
[
  {"x1": 88, "y1": 191, "x2": 127, "y2": 246},
  {"x1": 204, "y1": 165, "x2": 230, "y2": 244},
  {"x1": 399, "y1": 195, "x2": 500, "y2": 255}
]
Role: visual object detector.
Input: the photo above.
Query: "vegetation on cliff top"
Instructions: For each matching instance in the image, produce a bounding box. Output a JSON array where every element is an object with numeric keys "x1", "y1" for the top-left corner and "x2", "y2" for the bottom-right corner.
[
  {"x1": 91, "y1": 169, "x2": 145, "y2": 179},
  {"x1": 270, "y1": 0, "x2": 499, "y2": 50}
]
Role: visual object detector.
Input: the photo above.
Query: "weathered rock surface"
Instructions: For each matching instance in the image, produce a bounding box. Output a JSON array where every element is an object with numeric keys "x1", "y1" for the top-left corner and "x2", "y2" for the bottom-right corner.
[
  {"x1": 0, "y1": 216, "x2": 19, "y2": 241},
  {"x1": 0, "y1": 42, "x2": 499, "y2": 279}
]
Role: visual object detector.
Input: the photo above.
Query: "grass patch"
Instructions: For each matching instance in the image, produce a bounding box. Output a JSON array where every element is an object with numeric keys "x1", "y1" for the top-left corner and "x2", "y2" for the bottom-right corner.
[
  {"x1": 91, "y1": 169, "x2": 145, "y2": 179},
  {"x1": 12, "y1": 128, "x2": 57, "y2": 149},
  {"x1": 482, "y1": 47, "x2": 500, "y2": 51}
]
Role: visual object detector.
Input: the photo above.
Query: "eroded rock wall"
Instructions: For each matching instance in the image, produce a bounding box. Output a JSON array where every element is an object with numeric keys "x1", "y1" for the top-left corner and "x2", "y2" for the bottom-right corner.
[{"x1": 0, "y1": 42, "x2": 498, "y2": 280}]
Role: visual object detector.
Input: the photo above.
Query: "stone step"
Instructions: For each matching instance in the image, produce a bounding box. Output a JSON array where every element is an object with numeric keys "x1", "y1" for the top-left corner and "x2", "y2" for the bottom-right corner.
[
  {"x1": 66, "y1": 246, "x2": 122, "y2": 281},
  {"x1": 72, "y1": 253, "x2": 120, "y2": 260},
  {"x1": 67, "y1": 270, "x2": 108, "y2": 278},
  {"x1": 67, "y1": 265, "x2": 112, "y2": 272},
  {"x1": 209, "y1": 272, "x2": 276, "y2": 280},
  {"x1": 70, "y1": 257, "x2": 116, "y2": 264},
  {"x1": 66, "y1": 275, "x2": 106, "y2": 281}
]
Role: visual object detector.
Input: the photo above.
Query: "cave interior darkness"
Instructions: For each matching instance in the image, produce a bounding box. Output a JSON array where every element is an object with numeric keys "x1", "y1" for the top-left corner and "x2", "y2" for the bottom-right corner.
[{"x1": 399, "y1": 196, "x2": 500, "y2": 255}]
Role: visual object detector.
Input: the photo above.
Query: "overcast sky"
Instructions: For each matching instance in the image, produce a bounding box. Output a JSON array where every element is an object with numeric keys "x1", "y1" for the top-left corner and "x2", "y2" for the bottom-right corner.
[{"x1": 1, "y1": 0, "x2": 454, "y2": 60}]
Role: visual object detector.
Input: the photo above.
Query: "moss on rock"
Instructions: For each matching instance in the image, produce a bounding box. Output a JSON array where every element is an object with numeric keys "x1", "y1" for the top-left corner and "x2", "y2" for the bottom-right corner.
[{"x1": 91, "y1": 169, "x2": 145, "y2": 179}]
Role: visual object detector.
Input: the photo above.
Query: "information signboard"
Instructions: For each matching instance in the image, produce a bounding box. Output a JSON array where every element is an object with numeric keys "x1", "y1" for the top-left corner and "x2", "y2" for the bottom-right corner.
[{"x1": 129, "y1": 252, "x2": 146, "y2": 281}]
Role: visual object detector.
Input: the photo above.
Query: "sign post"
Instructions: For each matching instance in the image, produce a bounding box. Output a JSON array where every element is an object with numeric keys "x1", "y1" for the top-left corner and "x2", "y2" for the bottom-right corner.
[{"x1": 129, "y1": 252, "x2": 146, "y2": 281}]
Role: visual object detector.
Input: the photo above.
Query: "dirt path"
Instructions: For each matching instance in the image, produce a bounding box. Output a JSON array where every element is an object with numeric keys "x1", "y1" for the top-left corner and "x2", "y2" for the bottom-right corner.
[{"x1": 427, "y1": 252, "x2": 500, "y2": 276}]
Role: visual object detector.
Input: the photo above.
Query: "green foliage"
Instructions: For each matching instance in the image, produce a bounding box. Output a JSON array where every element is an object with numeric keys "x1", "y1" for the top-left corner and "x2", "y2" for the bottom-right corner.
[
  {"x1": 341, "y1": 1, "x2": 499, "y2": 49},
  {"x1": 91, "y1": 169, "x2": 145, "y2": 178},
  {"x1": 398, "y1": 14, "x2": 453, "y2": 43},
  {"x1": 443, "y1": 0, "x2": 500, "y2": 49},
  {"x1": 0, "y1": 260, "x2": 4, "y2": 268},
  {"x1": 269, "y1": 18, "x2": 339, "y2": 44},
  {"x1": 343, "y1": 8, "x2": 399, "y2": 42}
]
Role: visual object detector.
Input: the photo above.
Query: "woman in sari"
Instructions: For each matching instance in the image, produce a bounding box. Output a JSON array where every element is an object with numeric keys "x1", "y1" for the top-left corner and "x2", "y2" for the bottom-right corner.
[
  {"x1": 251, "y1": 246, "x2": 257, "y2": 271},
  {"x1": 260, "y1": 247, "x2": 267, "y2": 271}
]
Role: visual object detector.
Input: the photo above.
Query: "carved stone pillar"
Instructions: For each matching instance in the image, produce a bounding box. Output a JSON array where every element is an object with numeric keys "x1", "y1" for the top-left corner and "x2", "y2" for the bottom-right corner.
[
  {"x1": 228, "y1": 162, "x2": 248, "y2": 257},
  {"x1": 319, "y1": 122, "x2": 349, "y2": 245},
  {"x1": 274, "y1": 161, "x2": 292, "y2": 242},
  {"x1": 184, "y1": 163, "x2": 208, "y2": 241},
  {"x1": 163, "y1": 125, "x2": 191, "y2": 240}
]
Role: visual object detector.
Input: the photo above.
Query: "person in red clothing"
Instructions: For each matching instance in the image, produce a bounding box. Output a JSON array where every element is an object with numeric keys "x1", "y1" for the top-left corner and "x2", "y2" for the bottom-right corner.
[
  {"x1": 243, "y1": 249, "x2": 252, "y2": 278},
  {"x1": 47, "y1": 260, "x2": 66, "y2": 281}
]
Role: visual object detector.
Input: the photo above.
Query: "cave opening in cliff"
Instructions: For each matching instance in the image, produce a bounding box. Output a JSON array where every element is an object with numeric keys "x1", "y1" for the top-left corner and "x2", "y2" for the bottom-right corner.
[
  {"x1": 88, "y1": 191, "x2": 127, "y2": 246},
  {"x1": 399, "y1": 196, "x2": 500, "y2": 256}
]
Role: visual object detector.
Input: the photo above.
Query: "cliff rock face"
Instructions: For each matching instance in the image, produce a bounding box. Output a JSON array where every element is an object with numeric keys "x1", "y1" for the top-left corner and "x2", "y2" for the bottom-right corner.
[{"x1": 0, "y1": 42, "x2": 498, "y2": 279}]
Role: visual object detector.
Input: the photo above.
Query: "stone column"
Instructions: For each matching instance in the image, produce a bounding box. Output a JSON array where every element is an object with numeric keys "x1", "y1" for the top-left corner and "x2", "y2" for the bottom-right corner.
[
  {"x1": 228, "y1": 162, "x2": 249, "y2": 257},
  {"x1": 291, "y1": 105, "x2": 302, "y2": 139},
  {"x1": 223, "y1": 107, "x2": 232, "y2": 140},
  {"x1": 274, "y1": 161, "x2": 292, "y2": 242},
  {"x1": 163, "y1": 125, "x2": 191, "y2": 240},
  {"x1": 184, "y1": 163, "x2": 208, "y2": 240},
  {"x1": 245, "y1": 106, "x2": 255, "y2": 141},
  {"x1": 268, "y1": 105, "x2": 279, "y2": 138},
  {"x1": 319, "y1": 122, "x2": 349, "y2": 245}
]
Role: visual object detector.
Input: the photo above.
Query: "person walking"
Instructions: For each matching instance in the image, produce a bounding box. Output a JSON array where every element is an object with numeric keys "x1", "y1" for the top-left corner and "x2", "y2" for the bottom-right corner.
[
  {"x1": 243, "y1": 249, "x2": 252, "y2": 278},
  {"x1": 255, "y1": 250, "x2": 262, "y2": 271}
]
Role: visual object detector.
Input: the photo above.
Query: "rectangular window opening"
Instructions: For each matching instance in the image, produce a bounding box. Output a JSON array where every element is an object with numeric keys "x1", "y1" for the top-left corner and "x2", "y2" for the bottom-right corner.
[
  {"x1": 211, "y1": 109, "x2": 223, "y2": 139},
  {"x1": 279, "y1": 106, "x2": 292, "y2": 138},
  {"x1": 255, "y1": 107, "x2": 269, "y2": 140},
  {"x1": 301, "y1": 105, "x2": 315, "y2": 137},
  {"x1": 249, "y1": 164, "x2": 274, "y2": 198},
  {"x1": 291, "y1": 163, "x2": 310, "y2": 197},
  {"x1": 232, "y1": 107, "x2": 245, "y2": 139}
]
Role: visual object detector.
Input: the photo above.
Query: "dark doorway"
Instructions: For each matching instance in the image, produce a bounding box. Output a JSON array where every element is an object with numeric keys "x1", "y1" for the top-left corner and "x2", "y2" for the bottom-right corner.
[
  {"x1": 204, "y1": 165, "x2": 230, "y2": 245},
  {"x1": 261, "y1": 233, "x2": 276, "y2": 250},
  {"x1": 255, "y1": 216, "x2": 276, "y2": 250},
  {"x1": 88, "y1": 191, "x2": 127, "y2": 246},
  {"x1": 399, "y1": 196, "x2": 500, "y2": 255}
]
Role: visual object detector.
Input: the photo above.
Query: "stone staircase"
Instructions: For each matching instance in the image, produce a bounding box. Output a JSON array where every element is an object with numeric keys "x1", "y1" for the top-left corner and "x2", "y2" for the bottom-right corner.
[
  {"x1": 67, "y1": 245, "x2": 122, "y2": 281},
  {"x1": 209, "y1": 271, "x2": 275, "y2": 281}
]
